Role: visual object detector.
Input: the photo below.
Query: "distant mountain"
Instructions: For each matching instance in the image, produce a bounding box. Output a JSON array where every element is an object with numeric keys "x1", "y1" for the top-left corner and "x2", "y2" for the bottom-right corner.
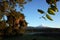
[
  {"x1": 26, "y1": 26, "x2": 60, "y2": 32},
  {"x1": 26, "y1": 26, "x2": 51, "y2": 29}
]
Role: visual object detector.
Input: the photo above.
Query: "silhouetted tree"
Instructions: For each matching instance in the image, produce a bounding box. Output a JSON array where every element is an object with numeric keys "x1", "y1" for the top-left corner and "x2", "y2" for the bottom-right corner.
[{"x1": 0, "y1": 0, "x2": 31, "y2": 36}]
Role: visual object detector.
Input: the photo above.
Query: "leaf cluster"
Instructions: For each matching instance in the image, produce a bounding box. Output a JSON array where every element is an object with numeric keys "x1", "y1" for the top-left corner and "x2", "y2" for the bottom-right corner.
[{"x1": 38, "y1": 0, "x2": 59, "y2": 21}]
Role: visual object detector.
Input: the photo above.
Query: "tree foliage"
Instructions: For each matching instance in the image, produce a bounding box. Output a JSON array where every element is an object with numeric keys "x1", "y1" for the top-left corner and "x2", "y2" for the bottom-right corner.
[
  {"x1": 0, "y1": 0, "x2": 30, "y2": 36},
  {"x1": 38, "y1": 0, "x2": 60, "y2": 21},
  {"x1": 38, "y1": 9, "x2": 44, "y2": 14}
]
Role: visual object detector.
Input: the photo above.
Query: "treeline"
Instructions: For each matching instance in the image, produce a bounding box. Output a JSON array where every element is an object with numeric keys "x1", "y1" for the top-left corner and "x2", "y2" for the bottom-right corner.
[{"x1": 26, "y1": 27, "x2": 60, "y2": 32}]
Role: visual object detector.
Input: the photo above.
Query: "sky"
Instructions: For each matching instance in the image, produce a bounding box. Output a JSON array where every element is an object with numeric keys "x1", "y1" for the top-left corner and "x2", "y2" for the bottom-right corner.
[{"x1": 16, "y1": 0, "x2": 60, "y2": 28}]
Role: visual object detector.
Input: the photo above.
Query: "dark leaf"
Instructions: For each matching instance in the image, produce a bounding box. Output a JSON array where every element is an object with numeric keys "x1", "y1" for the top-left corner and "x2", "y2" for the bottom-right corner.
[
  {"x1": 46, "y1": 14, "x2": 53, "y2": 21},
  {"x1": 56, "y1": 0, "x2": 60, "y2": 1},
  {"x1": 46, "y1": 0, "x2": 52, "y2": 4},
  {"x1": 50, "y1": 5, "x2": 58, "y2": 12},
  {"x1": 38, "y1": 9, "x2": 44, "y2": 14},
  {"x1": 48, "y1": 8, "x2": 55, "y2": 15}
]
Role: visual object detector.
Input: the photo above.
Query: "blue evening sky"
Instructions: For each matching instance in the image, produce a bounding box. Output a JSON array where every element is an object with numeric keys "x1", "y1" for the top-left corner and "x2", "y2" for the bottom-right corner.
[{"x1": 16, "y1": 0, "x2": 60, "y2": 28}]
